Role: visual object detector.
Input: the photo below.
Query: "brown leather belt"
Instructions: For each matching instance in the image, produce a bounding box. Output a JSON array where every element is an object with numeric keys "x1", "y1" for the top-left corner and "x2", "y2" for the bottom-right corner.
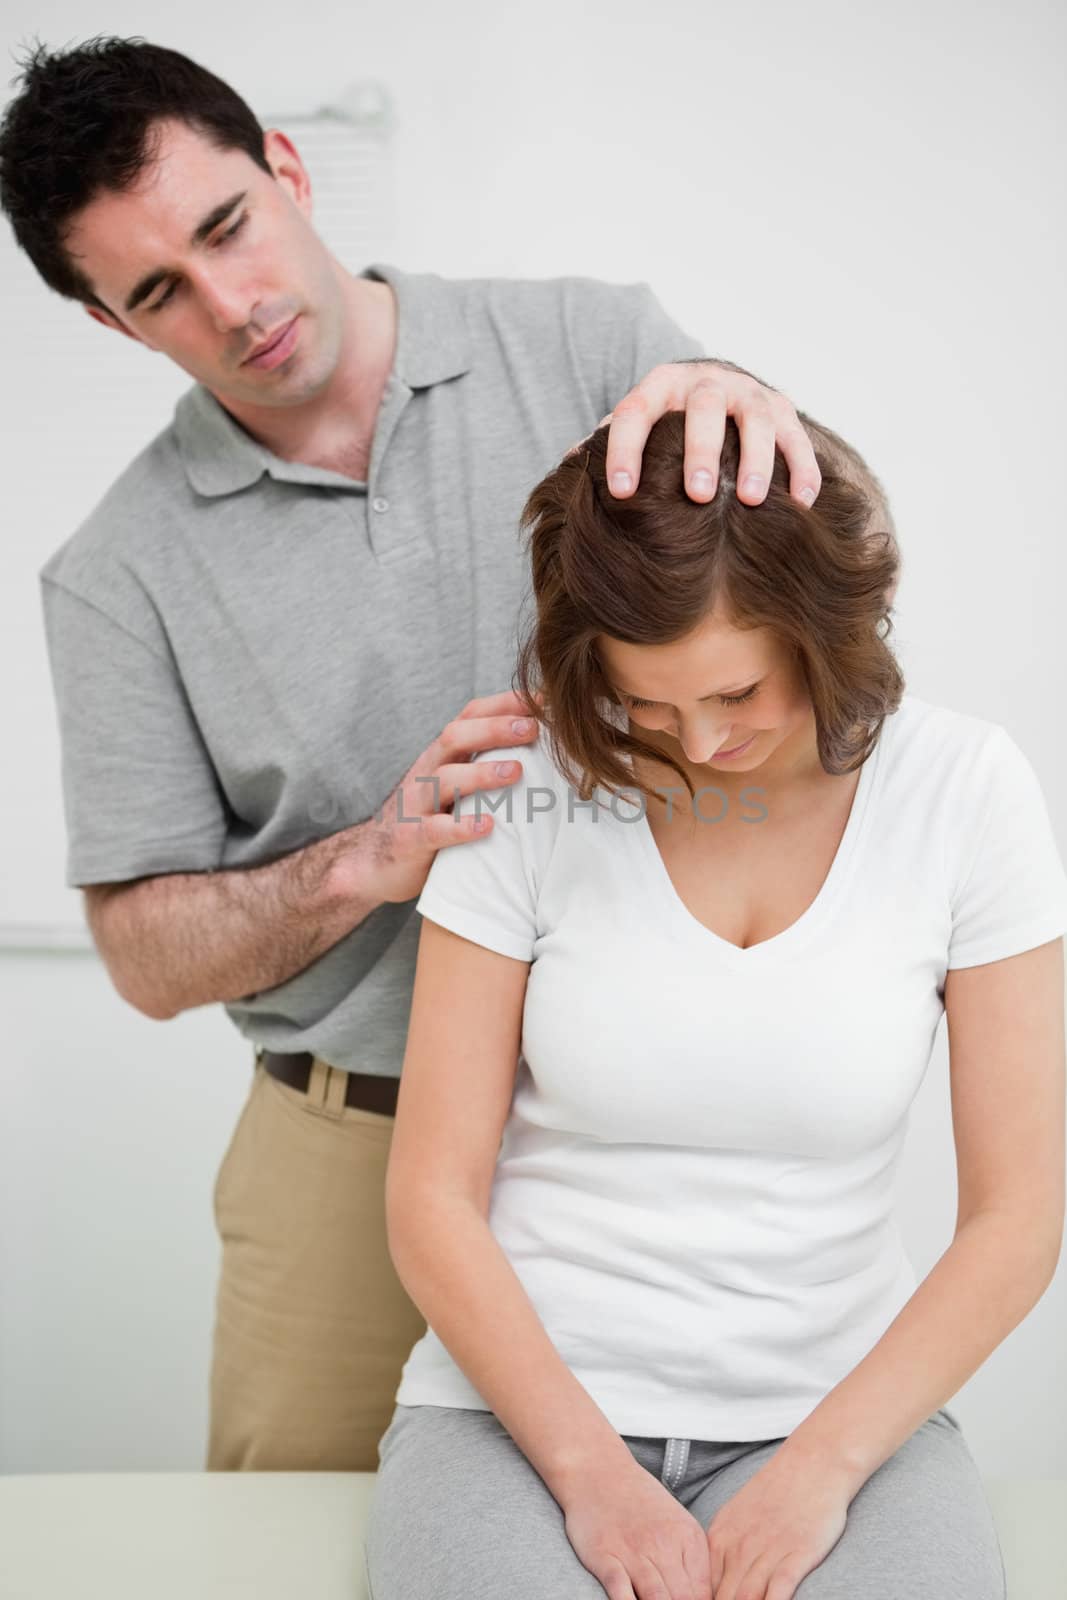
[{"x1": 257, "y1": 1048, "x2": 399, "y2": 1118}]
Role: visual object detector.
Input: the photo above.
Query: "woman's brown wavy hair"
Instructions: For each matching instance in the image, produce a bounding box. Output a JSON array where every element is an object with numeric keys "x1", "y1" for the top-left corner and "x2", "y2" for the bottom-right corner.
[{"x1": 512, "y1": 407, "x2": 904, "y2": 808}]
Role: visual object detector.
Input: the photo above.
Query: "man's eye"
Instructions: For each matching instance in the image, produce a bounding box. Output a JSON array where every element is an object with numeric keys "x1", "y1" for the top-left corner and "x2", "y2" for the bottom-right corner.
[
  {"x1": 145, "y1": 215, "x2": 246, "y2": 313},
  {"x1": 148, "y1": 282, "x2": 177, "y2": 314}
]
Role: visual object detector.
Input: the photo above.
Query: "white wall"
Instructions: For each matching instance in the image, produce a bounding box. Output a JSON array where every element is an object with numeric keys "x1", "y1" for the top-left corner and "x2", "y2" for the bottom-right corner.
[{"x1": 2, "y1": 0, "x2": 1065, "y2": 1475}]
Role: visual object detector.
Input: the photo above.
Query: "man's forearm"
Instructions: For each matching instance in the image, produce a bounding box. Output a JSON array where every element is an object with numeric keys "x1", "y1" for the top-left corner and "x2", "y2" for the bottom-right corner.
[
  {"x1": 88, "y1": 819, "x2": 390, "y2": 1019},
  {"x1": 388, "y1": 1195, "x2": 634, "y2": 1505}
]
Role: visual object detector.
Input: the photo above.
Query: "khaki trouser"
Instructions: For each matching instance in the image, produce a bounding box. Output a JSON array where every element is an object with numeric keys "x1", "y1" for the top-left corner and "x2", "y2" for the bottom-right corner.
[{"x1": 205, "y1": 1052, "x2": 427, "y2": 1471}]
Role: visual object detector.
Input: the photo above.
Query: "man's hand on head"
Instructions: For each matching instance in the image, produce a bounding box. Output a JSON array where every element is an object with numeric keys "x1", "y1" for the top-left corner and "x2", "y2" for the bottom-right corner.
[{"x1": 598, "y1": 359, "x2": 822, "y2": 509}]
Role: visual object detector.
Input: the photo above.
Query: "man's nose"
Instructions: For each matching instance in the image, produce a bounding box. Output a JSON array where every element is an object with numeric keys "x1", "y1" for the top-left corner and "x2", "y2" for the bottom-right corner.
[{"x1": 194, "y1": 268, "x2": 257, "y2": 333}]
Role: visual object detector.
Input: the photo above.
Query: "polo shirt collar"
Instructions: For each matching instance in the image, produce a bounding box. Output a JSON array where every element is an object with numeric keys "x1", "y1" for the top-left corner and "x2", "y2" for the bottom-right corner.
[
  {"x1": 174, "y1": 260, "x2": 471, "y2": 499},
  {"x1": 363, "y1": 260, "x2": 471, "y2": 390}
]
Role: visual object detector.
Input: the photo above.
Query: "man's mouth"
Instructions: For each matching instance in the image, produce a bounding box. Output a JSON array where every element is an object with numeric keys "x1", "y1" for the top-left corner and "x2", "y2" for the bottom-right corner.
[{"x1": 242, "y1": 316, "x2": 299, "y2": 367}]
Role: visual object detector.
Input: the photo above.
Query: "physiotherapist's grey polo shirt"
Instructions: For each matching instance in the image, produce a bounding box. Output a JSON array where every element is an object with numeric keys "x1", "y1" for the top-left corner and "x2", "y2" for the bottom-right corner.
[{"x1": 39, "y1": 261, "x2": 703, "y2": 1074}]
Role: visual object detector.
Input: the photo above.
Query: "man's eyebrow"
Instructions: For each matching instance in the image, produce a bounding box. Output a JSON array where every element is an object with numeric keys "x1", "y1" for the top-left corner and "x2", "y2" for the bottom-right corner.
[
  {"x1": 123, "y1": 190, "x2": 248, "y2": 312},
  {"x1": 613, "y1": 676, "x2": 763, "y2": 703}
]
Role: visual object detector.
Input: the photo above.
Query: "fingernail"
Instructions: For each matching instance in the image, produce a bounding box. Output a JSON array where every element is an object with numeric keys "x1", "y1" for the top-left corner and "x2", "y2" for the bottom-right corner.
[
  {"x1": 610, "y1": 471, "x2": 632, "y2": 494},
  {"x1": 798, "y1": 486, "x2": 816, "y2": 506},
  {"x1": 689, "y1": 469, "x2": 715, "y2": 496},
  {"x1": 496, "y1": 761, "x2": 517, "y2": 777},
  {"x1": 741, "y1": 474, "x2": 766, "y2": 497},
  {"x1": 512, "y1": 718, "x2": 532, "y2": 734}
]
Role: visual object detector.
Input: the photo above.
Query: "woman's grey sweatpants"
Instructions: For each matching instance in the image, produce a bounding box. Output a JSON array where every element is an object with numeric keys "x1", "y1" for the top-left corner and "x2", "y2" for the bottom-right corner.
[{"x1": 364, "y1": 1401, "x2": 1006, "y2": 1599}]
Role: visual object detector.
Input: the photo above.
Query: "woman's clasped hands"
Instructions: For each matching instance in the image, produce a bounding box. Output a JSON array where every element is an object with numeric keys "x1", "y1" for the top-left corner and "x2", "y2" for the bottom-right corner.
[{"x1": 563, "y1": 1445, "x2": 854, "y2": 1600}]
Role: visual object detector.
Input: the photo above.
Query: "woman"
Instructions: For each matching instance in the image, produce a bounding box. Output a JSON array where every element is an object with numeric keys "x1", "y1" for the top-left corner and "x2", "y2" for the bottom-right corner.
[{"x1": 364, "y1": 407, "x2": 1066, "y2": 1600}]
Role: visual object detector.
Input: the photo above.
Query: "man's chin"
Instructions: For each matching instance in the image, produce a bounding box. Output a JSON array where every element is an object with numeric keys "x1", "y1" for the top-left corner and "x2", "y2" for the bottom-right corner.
[{"x1": 222, "y1": 359, "x2": 334, "y2": 410}]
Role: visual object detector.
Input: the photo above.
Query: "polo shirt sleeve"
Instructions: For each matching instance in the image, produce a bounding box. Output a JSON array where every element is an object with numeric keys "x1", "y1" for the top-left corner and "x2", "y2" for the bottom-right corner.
[
  {"x1": 40, "y1": 577, "x2": 228, "y2": 886},
  {"x1": 946, "y1": 724, "x2": 1067, "y2": 969},
  {"x1": 415, "y1": 741, "x2": 554, "y2": 963},
  {"x1": 561, "y1": 277, "x2": 705, "y2": 420},
  {"x1": 618, "y1": 281, "x2": 706, "y2": 398}
]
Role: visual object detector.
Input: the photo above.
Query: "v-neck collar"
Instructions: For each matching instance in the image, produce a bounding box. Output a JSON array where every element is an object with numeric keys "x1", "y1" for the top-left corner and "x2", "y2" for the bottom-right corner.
[{"x1": 614, "y1": 712, "x2": 893, "y2": 971}]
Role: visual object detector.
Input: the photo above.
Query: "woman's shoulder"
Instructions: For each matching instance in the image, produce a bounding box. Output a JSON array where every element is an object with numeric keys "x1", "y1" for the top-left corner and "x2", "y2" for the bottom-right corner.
[
  {"x1": 891, "y1": 698, "x2": 1067, "y2": 967},
  {"x1": 461, "y1": 723, "x2": 576, "y2": 842},
  {"x1": 881, "y1": 691, "x2": 1054, "y2": 836},
  {"x1": 475, "y1": 721, "x2": 572, "y2": 787},
  {"x1": 883, "y1": 691, "x2": 1017, "y2": 775}
]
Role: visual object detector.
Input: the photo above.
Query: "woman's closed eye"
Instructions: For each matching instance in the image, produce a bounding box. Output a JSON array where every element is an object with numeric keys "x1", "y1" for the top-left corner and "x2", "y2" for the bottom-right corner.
[{"x1": 624, "y1": 684, "x2": 759, "y2": 711}]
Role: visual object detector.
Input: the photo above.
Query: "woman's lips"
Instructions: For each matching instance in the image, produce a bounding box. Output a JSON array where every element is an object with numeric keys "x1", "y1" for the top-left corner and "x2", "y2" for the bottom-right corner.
[{"x1": 712, "y1": 734, "x2": 755, "y2": 759}]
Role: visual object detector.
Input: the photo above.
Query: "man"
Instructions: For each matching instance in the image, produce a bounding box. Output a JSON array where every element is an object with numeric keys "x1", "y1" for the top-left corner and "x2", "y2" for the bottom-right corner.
[{"x1": 0, "y1": 36, "x2": 821, "y2": 1471}]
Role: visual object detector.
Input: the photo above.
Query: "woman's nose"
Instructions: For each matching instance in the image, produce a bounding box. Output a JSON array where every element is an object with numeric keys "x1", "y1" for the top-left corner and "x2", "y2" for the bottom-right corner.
[{"x1": 676, "y1": 711, "x2": 735, "y2": 764}]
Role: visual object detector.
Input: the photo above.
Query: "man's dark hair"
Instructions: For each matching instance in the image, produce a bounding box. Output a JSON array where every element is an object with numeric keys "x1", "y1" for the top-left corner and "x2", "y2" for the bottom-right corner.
[{"x1": 0, "y1": 35, "x2": 272, "y2": 309}]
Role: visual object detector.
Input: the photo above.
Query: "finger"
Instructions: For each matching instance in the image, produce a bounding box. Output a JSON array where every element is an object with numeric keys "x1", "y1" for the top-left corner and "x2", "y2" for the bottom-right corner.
[
  {"x1": 731, "y1": 1548, "x2": 778, "y2": 1600},
  {"x1": 681, "y1": 376, "x2": 728, "y2": 501},
  {"x1": 734, "y1": 397, "x2": 779, "y2": 504},
  {"x1": 458, "y1": 689, "x2": 542, "y2": 719},
  {"x1": 446, "y1": 716, "x2": 539, "y2": 760},
  {"x1": 663, "y1": 1549, "x2": 699, "y2": 1600},
  {"x1": 682, "y1": 1534, "x2": 712, "y2": 1598},
  {"x1": 633, "y1": 1553, "x2": 674, "y2": 1600},
  {"x1": 775, "y1": 414, "x2": 822, "y2": 507},
  {"x1": 450, "y1": 705, "x2": 540, "y2": 750},
  {"x1": 713, "y1": 1544, "x2": 775, "y2": 1600},
  {"x1": 426, "y1": 715, "x2": 534, "y2": 776},
  {"x1": 423, "y1": 808, "x2": 494, "y2": 846},
  {"x1": 604, "y1": 370, "x2": 674, "y2": 496},
  {"x1": 765, "y1": 1563, "x2": 804, "y2": 1600},
  {"x1": 598, "y1": 1556, "x2": 639, "y2": 1600},
  {"x1": 706, "y1": 1533, "x2": 726, "y2": 1594},
  {"x1": 433, "y1": 758, "x2": 525, "y2": 809}
]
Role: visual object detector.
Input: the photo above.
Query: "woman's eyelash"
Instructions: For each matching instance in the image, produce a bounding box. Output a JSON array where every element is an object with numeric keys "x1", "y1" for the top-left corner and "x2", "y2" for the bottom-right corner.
[
  {"x1": 147, "y1": 213, "x2": 248, "y2": 313},
  {"x1": 626, "y1": 685, "x2": 758, "y2": 711}
]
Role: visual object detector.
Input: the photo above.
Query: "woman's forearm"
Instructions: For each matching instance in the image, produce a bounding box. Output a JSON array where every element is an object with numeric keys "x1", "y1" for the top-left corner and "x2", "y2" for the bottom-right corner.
[
  {"x1": 772, "y1": 1207, "x2": 1059, "y2": 1493},
  {"x1": 387, "y1": 1195, "x2": 635, "y2": 1502}
]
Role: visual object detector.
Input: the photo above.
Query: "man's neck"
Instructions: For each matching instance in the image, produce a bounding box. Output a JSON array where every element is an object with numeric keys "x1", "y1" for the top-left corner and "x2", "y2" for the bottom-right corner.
[{"x1": 206, "y1": 267, "x2": 397, "y2": 479}]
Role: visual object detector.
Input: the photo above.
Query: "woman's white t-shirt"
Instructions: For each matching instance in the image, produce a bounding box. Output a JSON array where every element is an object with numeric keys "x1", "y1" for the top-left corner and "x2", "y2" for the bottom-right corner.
[{"x1": 394, "y1": 693, "x2": 1067, "y2": 1440}]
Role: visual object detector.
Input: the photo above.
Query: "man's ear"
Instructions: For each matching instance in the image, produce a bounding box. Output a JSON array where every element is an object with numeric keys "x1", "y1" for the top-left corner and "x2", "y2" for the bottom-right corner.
[
  {"x1": 262, "y1": 127, "x2": 312, "y2": 219},
  {"x1": 84, "y1": 303, "x2": 149, "y2": 348}
]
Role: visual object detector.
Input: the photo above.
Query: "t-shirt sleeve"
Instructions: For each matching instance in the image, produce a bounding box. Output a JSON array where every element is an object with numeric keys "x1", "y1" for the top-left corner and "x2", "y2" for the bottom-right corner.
[
  {"x1": 946, "y1": 724, "x2": 1067, "y2": 969},
  {"x1": 415, "y1": 741, "x2": 554, "y2": 963},
  {"x1": 41, "y1": 577, "x2": 229, "y2": 886}
]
